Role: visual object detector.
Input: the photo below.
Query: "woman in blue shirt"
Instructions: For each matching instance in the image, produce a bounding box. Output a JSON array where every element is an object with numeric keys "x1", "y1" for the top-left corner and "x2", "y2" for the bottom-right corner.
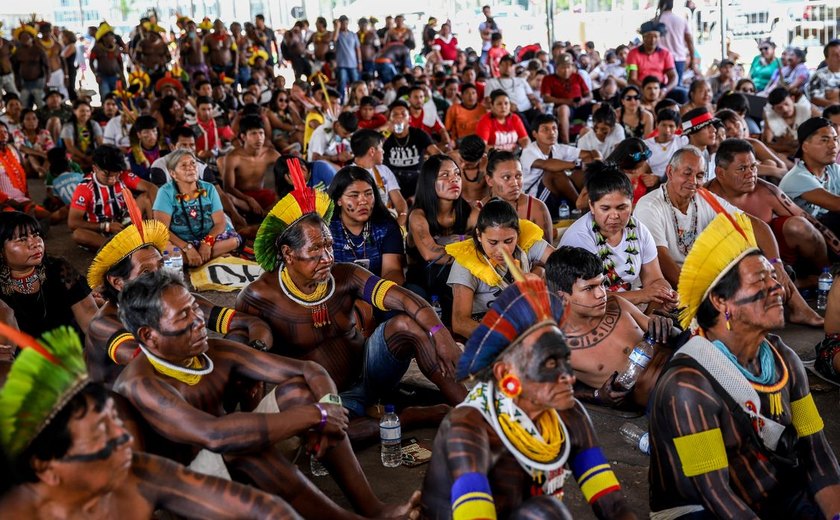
[
  {"x1": 328, "y1": 165, "x2": 405, "y2": 283},
  {"x1": 153, "y1": 149, "x2": 242, "y2": 267}
]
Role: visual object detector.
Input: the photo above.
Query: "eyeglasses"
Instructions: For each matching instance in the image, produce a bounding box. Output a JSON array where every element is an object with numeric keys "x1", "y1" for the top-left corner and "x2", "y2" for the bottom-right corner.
[{"x1": 623, "y1": 95, "x2": 640, "y2": 101}]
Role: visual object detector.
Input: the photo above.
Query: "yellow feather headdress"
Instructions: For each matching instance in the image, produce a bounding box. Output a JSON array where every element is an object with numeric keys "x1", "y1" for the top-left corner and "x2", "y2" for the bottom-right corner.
[
  {"x1": 677, "y1": 211, "x2": 759, "y2": 330},
  {"x1": 87, "y1": 220, "x2": 169, "y2": 291},
  {"x1": 254, "y1": 158, "x2": 334, "y2": 272},
  {"x1": 95, "y1": 21, "x2": 115, "y2": 42},
  {"x1": 12, "y1": 23, "x2": 38, "y2": 41}
]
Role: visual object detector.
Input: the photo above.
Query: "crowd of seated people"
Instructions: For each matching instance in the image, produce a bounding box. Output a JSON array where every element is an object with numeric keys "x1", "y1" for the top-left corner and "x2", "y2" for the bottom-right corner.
[{"x1": 1, "y1": 4, "x2": 840, "y2": 519}]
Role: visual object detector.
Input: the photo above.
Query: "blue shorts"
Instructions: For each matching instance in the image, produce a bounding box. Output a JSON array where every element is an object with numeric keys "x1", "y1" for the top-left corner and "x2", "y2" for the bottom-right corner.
[{"x1": 340, "y1": 322, "x2": 411, "y2": 417}]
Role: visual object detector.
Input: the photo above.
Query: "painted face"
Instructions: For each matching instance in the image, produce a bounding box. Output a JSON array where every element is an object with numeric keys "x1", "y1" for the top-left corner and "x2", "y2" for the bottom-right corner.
[
  {"x1": 726, "y1": 255, "x2": 785, "y2": 331},
  {"x1": 513, "y1": 326, "x2": 575, "y2": 411},
  {"x1": 534, "y1": 122, "x2": 559, "y2": 147},
  {"x1": 487, "y1": 159, "x2": 523, "y2": 202},
  {"x1": 150, "y1": 285, "x2": 208, "y2": 360},
  {"x1": 477, "y1": 225, "x2": 518, "y2": 266},
  {"x1": 666, "y1": 153, "x2": 706, "y2": 200},
  {"x1": 590, "y1": 191, "x2": 632, "y2": 236},
  {"x1": 286, "y1": 221, "x2": 335, "y2": 283},
  {"x1": 435, "y1": 159, "x2": 462, "y2": 200},
  {"x1": 567, "y1": 274, "x2": 608, "y2": 318},
  {"x1": 338, "y1": 180, "x2": 375, "y2": 225},
  {"x1": 719, "y1": 151, "x2": 758, "y2": 194},
  {"x1": 593, "y1": 122, "x2": 612, "y2": 142},
  {"x1": 56, "y1": 397, "x2": 133, "y2": 487},
  {"x1": 2, "y1": 226, "x2": 44, "y2": 270}
]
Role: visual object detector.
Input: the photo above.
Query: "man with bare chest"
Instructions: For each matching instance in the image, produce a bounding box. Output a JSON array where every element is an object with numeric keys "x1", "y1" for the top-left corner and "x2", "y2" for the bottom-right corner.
[
  {"x1": 0, "y1": 35, "x2": 19, "y2": 96},
  {"x1": 709, "y1": 138, "x2": 840, "y2": 276},
  {"x1": 0, "y1": 325, "x2": 301, "y2": 520},
  {"x1": 89, "y1": 25, "x2": 124, "y2": 99},
  {"x1": 546, "y1": 246, "x2": 673, "y2": 408},
  {"x1": 179, "y1": 20, "x2": 208, "y2": 78},
  {"x1": 38, "y1": 22, "x2": 68, "y2": 100},
  {"x1": 11, "y1": 29, "x2": 49, "y2": 109},
  {"x1": 237, "y1": 175, "x2": 466, "y2": 439},
  {"x1": 357, "y1": 18, "x2": 379, "y2": 74},
  {"x1": 135, "y1": 28, "x2": 170, "y2": 85},
  {"x1": 203, "y1": 20, "x2": 237, "y2": 79},
  {"x1": 307, "y1": 17, "x2": 332, "y2": 66},
  {"x1": 222, "y1": 116, "x2": 279, "y2": 217},
  {"x1": 115, "y1": 271, "x2": 417, "y2": 520}
]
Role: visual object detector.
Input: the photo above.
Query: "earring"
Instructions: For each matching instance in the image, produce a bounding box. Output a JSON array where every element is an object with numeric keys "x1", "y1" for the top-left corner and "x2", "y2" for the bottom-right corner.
[
  {"x1": 725, "y1": 309, "x2": 732, "y2": 330},
  {"x1": 499, "y1": 373, "x2": 522, "y2": 398}
]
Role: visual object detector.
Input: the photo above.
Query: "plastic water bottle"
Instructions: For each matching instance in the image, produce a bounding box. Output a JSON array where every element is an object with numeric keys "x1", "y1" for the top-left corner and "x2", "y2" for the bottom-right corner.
[
  {"x1": 380, "y1": 404, "x2": 402, "y2": 467},
  {"x1": 619, "y1": 422, "x2": 650, "y2": 455},
  {"x1": 162, "y1": 250, "x2": 173, "y2": 275},
  {"x1": 558, "y1": 200, "x2": 570, "y2": 220},
  {"x1": 170, "y1": 247, "x2": 184, "y2": 280},
  {"x1": 586, "y1": 114, "x2": 594, "y2": 129},
  {"x1": 614, "y1": 335, "x2": 656, "y2": 390},
  {"x1": 310, "y1": 454, "x2": 328, "y2": 477},
  {"x1": 817, "y1": 267, "x2": 832, "y2": 311},
  {"x1": 430, "y1": 295, "x2": 443, "y2": 321}
]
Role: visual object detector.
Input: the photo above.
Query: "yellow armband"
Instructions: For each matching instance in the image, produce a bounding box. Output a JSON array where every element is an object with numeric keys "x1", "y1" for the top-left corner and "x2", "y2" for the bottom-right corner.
[
  {"x1": 363, "y1": 277, "x2": 396, "y2": 311},
  {"x1": 673, "y1": 428, "x2": 728, "y2": 477},
  {"x1": 107, "y1": 331, "x2": 136, "y2": 364},
  {"x1": 451, "y1": 472, "x2": 496, "y2": 520},
  {"x1": 791, "y1": 394, "x2": 824, "y2": 437}
]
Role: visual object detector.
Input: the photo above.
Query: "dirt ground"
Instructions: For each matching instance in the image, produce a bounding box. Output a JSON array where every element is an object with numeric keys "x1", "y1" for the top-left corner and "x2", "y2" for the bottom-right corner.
[{"x1": 39, "y1": 179, "x2": 840, "y2": 518}]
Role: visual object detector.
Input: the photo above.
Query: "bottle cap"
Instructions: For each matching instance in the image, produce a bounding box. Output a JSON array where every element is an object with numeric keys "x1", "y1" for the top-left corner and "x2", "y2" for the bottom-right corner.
[
  {"x1": 431, "y1": 295, "x2": 439, "y2": 303},
  {"x1": 823, "y1": 266, "x2": 831, "y2": 273},
  {"x1": 384, "y1": 404, "x2": 395, "y2": 414},
  {"x1": 174, "y1": 247, "x2": 181, "y2": 252}
]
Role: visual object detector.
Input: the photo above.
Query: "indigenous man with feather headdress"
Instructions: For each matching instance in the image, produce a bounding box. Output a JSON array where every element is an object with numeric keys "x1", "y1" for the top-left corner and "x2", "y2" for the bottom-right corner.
[
  {"x1": 0, "y1": 325, "x2": 302, "y2": 518},
  {"x1": 648, "y1": 211, "x2": 840, "y2": 518},
  {"x1": 419, "y1": 268, "x2": 635, "y2": 519},
  {"x1": 236, "y1": 158, "x2": 466, "y2": 441}
]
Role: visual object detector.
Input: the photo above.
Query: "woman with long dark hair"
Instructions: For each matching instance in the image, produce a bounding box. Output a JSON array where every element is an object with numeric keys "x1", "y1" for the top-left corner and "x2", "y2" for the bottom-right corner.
[
  {"x1": 328, "y1": 166, "x2": 404, "y2": 283},
  {"x1": 407, "y1": 154, "x2": 478, "y2": 323},
  {"x1": 483, "y1": 149, "x2": 552, "y2": 241},
  {"x1": 155, "y1": 95, "x2": 186, "y2": 151},
  {"x1": 0, "y1": 212, "x2": 97, "y2": 340},
  {"x1": 60, "y1": 99, "x2": 102, "y2": 170},
  {"x1": 446, "y1": 198, "x2": 552, "y2": 338},
  {"x1": 266, "y1": 89, "x2": 304, "y2": 153},
  {"x1": 617, "y1": 85, "x2": 653, "y2": 139}
]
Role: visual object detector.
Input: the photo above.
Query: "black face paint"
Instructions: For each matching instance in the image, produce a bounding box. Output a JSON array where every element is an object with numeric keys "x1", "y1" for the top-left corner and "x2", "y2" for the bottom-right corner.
[
  {"x1": 60, "y1": 433, "x2": 131, "y2": 463},
  {"x1": 524, "y1": 329, "x2": 573, "y2": 383},
  {"x1": 157, "y1": 317, "x2": 202, "y2": 337},
  {"x1": 733, "y1": 289, "x2": 767, "y2": 306}
]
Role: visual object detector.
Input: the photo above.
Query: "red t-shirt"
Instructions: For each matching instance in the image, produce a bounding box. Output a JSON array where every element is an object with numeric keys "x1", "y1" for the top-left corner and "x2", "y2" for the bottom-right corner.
[
  {"x1": 626, "y1": 46, "x2": 676, "y2": 84},
  {"x1": 487, "y1": 47, "x2": 509, "y2": 78},
  {"x1": 409, "y1": 111, "x2": 443, "y2": 137},
  {"x1": 357, "y1": 113, "x2": 388, "y2": 129},
  {"x1": 475, "y1": 113, "x2": 527, "y2": 151},
  {"x1": 540, "y1": 73, "x2": 589, "y2": 101},
  {"x1": 433, "y1": 36, "x2": 459, "y2": 62},
  {"x1": 70, "y1": 172, "x2": 141, "y2": 223}
]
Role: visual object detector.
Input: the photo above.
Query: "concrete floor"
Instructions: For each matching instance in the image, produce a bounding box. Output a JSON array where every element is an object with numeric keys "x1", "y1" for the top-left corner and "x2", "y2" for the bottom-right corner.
[{"x1": 38, "y1": 180, "x2": 840, "y2": 518}]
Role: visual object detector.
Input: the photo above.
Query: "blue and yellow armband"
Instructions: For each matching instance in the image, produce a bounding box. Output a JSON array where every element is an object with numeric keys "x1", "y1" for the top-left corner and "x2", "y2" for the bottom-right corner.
[
  {"x1": 208, "y1": 306, "x2": 236, "y2": 335},
  {"x1": 673, "y1": 428, "x2": 728, "y2": 477},
  {"x1": 571, "y1": 447, "x2": 621, "y2": 504},
  {"x1": 362, "y1": 276, "x2": 396, "y2": 311},
  {"x1": 451, "y1": 472, "x2": 496, "y2": 520}
]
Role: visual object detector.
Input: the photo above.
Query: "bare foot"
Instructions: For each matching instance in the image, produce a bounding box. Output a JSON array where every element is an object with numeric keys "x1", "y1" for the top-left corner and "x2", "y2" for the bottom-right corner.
[
  {"x1": 788, "y1": 305, "x2": 824, "y2": 327},
  {"x1": 374, "y1": 490, "x2": 421, "y2": 519}
]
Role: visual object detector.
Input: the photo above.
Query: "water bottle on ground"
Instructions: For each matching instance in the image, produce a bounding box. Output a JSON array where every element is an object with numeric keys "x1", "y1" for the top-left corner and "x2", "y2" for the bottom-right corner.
[
  {"x1": 162, "y1": 250, "x2": 172, "y2": 275},
  {"x1": 380, "y1": 404, "x2": 402, "y2": 467},
  {"x1": 619, "y1": 422, "x2": 650, "y2": 455},
  {"x1": 614, "y1": 335, "x2": 656, "y2": 391},
  {"x1": 310, "y1": 454, "x2": 328, "y2": 477},
  {"x1": 170, "y1": 247, "x2": 184, "y2": 280},
  {"x1": 430, "y1": 295, "x2": 443, "y2": 321},
  {"x1": 558, "y1": 200, "x2": 570, "y2": 220},
  {"x1": 817, "y1": 267, "x2": 832, "y2": 311}
]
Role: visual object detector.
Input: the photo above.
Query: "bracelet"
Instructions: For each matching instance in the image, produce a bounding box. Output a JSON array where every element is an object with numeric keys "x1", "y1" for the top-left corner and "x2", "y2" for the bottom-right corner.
[
  {"x1": 203, "y1": 234, "x2": 216, "y2": 247},
  {"x1": 314, "y1": 403, "x2": 327, "y2": 432},
  {"x1": 428, "y1": 323, "x2": 444, "y2": 339},
  {"x1": 105, "y1": 222, "x2": 110, "y2": 233},
  {"x1": 768, "y1": 257, "x2": 782, "y2": 265}
]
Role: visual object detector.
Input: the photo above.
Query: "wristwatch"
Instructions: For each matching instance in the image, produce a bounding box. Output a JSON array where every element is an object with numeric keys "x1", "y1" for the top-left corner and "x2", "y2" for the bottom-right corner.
[
  {"x1": 574, "y1": 158, "x2": 583, "y2": 169},
  {"x1": 249, "y1": 339, "x2": 269, "y2": 351}
]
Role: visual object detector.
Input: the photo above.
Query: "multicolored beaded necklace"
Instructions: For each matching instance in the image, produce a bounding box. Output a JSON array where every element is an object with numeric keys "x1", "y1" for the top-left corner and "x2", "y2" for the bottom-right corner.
[{"x1": 591, "y1": 217, "x2": 638, "y2": 292}]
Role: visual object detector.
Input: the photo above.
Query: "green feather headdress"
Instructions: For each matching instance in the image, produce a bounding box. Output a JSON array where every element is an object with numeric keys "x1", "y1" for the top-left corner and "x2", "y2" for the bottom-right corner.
[
  {"x1": 254, "y1": 158, "x2": 334, "y2": 272},
  {"x1": 0, "y1": 325, "x2": 89, "y2": 457}
]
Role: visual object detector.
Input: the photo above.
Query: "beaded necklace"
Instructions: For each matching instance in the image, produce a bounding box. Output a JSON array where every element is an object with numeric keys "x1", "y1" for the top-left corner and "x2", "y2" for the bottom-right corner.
[
  {"x1": 10, "y1": 268, "x2": 40, "y2": 294},
  {"x1": 0, "y1": 147, "x2": 28, "y2": 196},
  {"x1": 279, "y1": 267, "x2": 335, "y2": 327},
  {"x1": 175, "y1": 184, "x2": 208, "y2": 240},
  {"x1": 662, "y1": 185, "x2": 698, "y2": 256},
  {"x1": 711, "y1": 339, "x2": 789, "y2": 418},
  {"x1": 139, "y1": 344, "x2": 214, "y2": 386},
  {"x1": 591, "y1": 217, "x2": 638, "y2": 292}
]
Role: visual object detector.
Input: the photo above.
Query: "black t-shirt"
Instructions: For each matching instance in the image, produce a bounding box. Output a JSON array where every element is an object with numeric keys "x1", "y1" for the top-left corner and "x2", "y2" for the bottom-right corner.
[
  {"x1": 383, "y1": 127, "x2": 433, "y2": 198},
  {"x1": 0, "y1": 256, "x2": 91, "y2": 340}
]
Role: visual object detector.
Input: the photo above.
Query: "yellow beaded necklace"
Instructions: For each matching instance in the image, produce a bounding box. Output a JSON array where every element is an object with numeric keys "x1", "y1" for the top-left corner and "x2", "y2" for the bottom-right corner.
[
  {"x1": 279, "y1": 267, "x2": 334, "y2": 327},
  {"x1": 499, "y1": 409, "x2": 564, "y2": 463},
  {"x1": 280, "y1": 267, "x2": 329, "y2": 301},
  {"x1": 141, "y1": 345, "x2": 214, "y2": 386}
]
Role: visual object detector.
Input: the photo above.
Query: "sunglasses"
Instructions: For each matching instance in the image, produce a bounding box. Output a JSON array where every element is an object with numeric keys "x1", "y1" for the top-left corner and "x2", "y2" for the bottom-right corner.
[
  {"x1": 624, "y1": 95, "x2": 640, "y2": 101},
  {"x1": 629, "y1": 149, "x2": 652, "y2": 162},
  {"x1": 760, "y1": 47, "x2": 771, "y2": 51}
]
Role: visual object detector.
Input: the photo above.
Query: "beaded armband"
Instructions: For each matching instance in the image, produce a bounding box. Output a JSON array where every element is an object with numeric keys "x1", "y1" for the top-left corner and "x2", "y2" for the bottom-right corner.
[
  {"x1": 570, "y1": 447, "x2": 621, "y2": 504},
  {"x1": 451, "y1": 472, "x2": 496, "y2": 520},
  {"x1": 208, "y1": 306, "x2": 236, "y2": 335},
  {"x1": 791, "y1": 393, "x2": 824, "y2": 438},
  {"x1": 362, "y1": 276, "x2": 397, "y2": 311},
  {"x1": 673, "y1": 428, "x2": 729, "y2": 477},
  {"x1": 107, "y1": 330, "x2": 136, "y2": 364}
]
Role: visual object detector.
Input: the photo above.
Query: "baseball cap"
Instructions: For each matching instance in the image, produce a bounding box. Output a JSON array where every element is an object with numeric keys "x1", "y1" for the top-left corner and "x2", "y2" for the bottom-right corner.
[
  {"x1": 682, "y1": 107, "x2": 723, "y2": 135},
  {"x1": 794, "y1": 117, "x2": 833, "y2": 159}
]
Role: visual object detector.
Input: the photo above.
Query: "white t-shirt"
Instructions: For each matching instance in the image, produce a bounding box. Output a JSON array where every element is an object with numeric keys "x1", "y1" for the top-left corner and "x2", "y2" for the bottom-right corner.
[
  {"x1": 307, "y1": 124, "x2": 350, "y2": 162},
  {"x1": 576, "y1": 125, "x2": 625, "y2": 158},
  {"x1": 102, "y1": 115, "x2": 130, "y2": 149},
  {"x1": 359, "y1": 163, "x2": 401, "y2": 203},
  {"x1": 484, "y1": 77, "x2": 534, "y2": 112},
  {"x1": 559, "y1": 212, "x2": 658, "y2": 290},
  {"x1": 644, "y1": 135, "x2": 689, "y2": 178},
  {"x1": 520, "y1": 141, "x2": 580, "y2": 196},
  {"x1": 633, "y1": 184, "x2": 739, "y2": 265}
]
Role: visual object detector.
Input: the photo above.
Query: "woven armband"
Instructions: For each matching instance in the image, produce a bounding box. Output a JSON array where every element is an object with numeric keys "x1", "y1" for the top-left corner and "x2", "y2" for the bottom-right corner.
[
  {"x1": 673, "y1": 428, "x2": 728, "y2": 477},
  {"x1": 362, "y1": 276, "x2": 396, "y2": 311},
  {"x1": 208, "y1": 306, "x2": 236, "y2": 335},
  {"x1": 626, "y1": 64, "x2": 638, "y2": 72},
  {"x1": 571, "y1": 447, "x2": 621, "y2": 504},
  {"x1": 107, "y1": 330, "x2": 136, "y2": 364},
  {"x1": 791, "y1": 394, "x2": 824, "y2": 438},
  {"x1": 451, "y1": 472, "x2": 496, "y2": 520}
]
